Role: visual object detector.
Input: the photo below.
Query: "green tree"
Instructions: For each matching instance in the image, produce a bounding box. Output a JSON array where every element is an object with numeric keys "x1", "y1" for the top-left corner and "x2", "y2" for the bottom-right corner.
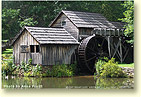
[
  {"x1": 101, "y1": 1, "x2": 125, "y2": 21},
  {"x1": 2, "y1": 1, "x2": 125, "y2": 40},
  {"x1": 2, "y1": 8, "x2": 20, "y2": 40},
  {"x1": 2, "y1": 8, "x2": 38, "y2": 40},
  {"x1": 119, "y1": 1, "x2": 134, "y2": 44}
]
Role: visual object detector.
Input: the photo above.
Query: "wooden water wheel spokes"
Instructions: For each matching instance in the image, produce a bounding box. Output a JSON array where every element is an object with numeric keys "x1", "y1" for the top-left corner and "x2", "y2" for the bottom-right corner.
[{"x1": 78, "y1": 35, "x2": 109, "y2": 73}]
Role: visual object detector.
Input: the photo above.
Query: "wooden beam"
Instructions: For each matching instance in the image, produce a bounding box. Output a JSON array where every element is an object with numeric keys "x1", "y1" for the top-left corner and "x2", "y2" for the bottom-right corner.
[
  {"x1": 123, "y1": 48, "x2": 129, "y2": 62},
  {"x1": 119, "y1": 37, "x2": 123, "y2": 63},
  {"x1": 112, "y1": 40, "x2": 120, "y2": 58},
  {"x1": 108, "y1": 36, "x2": 111, "y2": 58}
]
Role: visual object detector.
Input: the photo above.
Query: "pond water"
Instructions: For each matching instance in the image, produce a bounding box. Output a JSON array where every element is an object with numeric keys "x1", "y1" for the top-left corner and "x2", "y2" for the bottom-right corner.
[{"x1": 2, "y1": 76, "x2": 134, "y2": 89}]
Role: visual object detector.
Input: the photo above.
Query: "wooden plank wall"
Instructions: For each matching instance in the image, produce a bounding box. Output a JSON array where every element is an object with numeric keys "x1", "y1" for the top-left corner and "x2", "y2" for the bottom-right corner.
[
  {"x1": 41, "y1": 45, "x2": 77, "y2": 65},
  {"x1": 79, "y1": 28, "x2": 93, "y2": 40},
  {"x1": 13, "y1": 30, "x2": 42, "y2": 64},
  {"x1": 51, "y1": 14, "x2": 79, "y2": 40},
  {"x1": 79, "y1": 28, "x2": 93, "y2": 36}
]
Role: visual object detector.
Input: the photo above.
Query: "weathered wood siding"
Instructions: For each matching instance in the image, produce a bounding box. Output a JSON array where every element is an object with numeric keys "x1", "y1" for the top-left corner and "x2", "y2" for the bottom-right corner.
[
  {"x1": 78, "y1": 28, "x2": 93, "y2": 41},
  {"x1": 79, "y1": 28, "x2": 93, "y2": 35},
  {"x1": 41, "y1": 45, "x2": 77, "y2": 65},
  {"x1": 51, "y1": 14, "x2": 79, "y2": 40},
  {"x1": 13, "y1": 30, "x2": 42, "y2": 64}
]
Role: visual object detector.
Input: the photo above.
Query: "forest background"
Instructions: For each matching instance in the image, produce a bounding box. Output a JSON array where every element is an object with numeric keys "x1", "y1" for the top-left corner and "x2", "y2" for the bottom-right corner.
[{"x1": 2, "y1": 1, "x2": 134, "y2": 44}]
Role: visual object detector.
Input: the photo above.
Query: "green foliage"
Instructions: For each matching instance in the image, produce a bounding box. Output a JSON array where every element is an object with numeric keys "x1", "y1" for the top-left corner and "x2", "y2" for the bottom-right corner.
[
  {"x1": 2, "y1": 8, "x2": 20, "y2": 40},
  {"x1": 19, "y1": 18, "x2": 38, "y2": 28},
  {"x1": 2, "y1": 1, "x2": 125, "y2": 40},
  {"x1": 95, "y1": 78, "x2": 133, "y2": 89},
  {"x1": 101, "y1": 1, "x2": 125, "y2": 22},
  {"x1": 119, "y1": 1, "x2": 134, "y2": 44},
  {"x1": 100, "y1": 58, "x2": 127, "y2": 78},
  {"x1": 2, "y1": 58, "x2": 16, "y2": 76},
  {"x1": 95, "y1": 58, "x2": 127, "y2": 78},
  {"x1": 95, "y1": 59, "x2": 106, "y2": 76},
  {"x1": 51, "y1": 64, "x2": 73, "y2": 77},
  {"x1": 28, "y1": 58, "x2": 32, "y2": 65},
  {"x1": 95, "y1": 57, "x2": 109, "y2": 76},
  {"x1": 118, "y1": 63, "x2": 134, "y2": 68},
  {"x1": 42, "y1": 64, "x2": 76, "y2": 77},
  {"x1": 68, "y1": 62, "x2": 77, "y2": 74},
  {"x1": 24, "y1": 72, "x2": 32, "y2": 77},
  {"x1": 2, "y1": 54, "x2": 13, "y2": 60},
  {"x1": 32, "y1": 64, "x2": 42, "y2": 77},
  {"x1": 2, "y1": 40, "x2": 8, "y2": 43},
  {"x1": 2, "y1": 56, "x2": 76, "y2": 77},
  {"x1": 44, "y1": 69, "x2": 51, "y2": 77},
  {"x1": 2, "y1": 49, "x2": 13, "y2": 54},
  {"x1": 2, "y1": 7, "x2": 38, "y2": 40},
  {"x1": 13, "y1": 61, "x2": 42, "y2": 77}
]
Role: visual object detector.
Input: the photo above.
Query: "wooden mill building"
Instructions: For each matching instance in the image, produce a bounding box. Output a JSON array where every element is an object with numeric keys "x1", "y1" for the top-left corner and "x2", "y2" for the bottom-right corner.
[
  {"x1": 12, "y1": 10, "x2": 133, "y2": 72},
  {"x1": 49, "y1": 10, "x2": 133, "y2": 72},
  {"x1": 12, "y1": 26, "x2": 79, "y2": 65},
  {"x1": 49, "y1": 10, "x2": 125, "y2": 41}
]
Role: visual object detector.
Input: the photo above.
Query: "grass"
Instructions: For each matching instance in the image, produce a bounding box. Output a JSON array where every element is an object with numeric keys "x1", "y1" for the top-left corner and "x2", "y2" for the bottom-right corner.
[
  {"x1": 2, "y1": 49, "x2": 13, "y2": 54},
  {"x1": 118, "y1": 63, "x2": 134, "y2": 68},
  {"x1": 2, "y1": 40, "x2": 8, "y2": 43}
]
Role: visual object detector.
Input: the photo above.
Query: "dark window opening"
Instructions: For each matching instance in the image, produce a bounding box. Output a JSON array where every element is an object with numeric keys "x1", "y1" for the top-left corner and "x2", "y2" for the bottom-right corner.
[
  {"x1": 21, "y1": 45, "x2": 28, "y2": 53},
  {"x1": 36, "y1": 45, "x2": 40, "y2": 53},
  {"x1": 82, "y1": 29, "x2": 87, "y2": 35},
  {"x1": 61, "y1": 21, "x2": 66, "y2": 26},
  {"x1": 30, "y1": 45, "x2": 34, "y2": 53}
]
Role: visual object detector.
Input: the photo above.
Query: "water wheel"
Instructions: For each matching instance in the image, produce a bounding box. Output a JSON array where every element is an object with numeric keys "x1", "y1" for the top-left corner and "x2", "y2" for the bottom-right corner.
[{"x1": 78, "y1": 35, "x2": 109, "y2": 73}]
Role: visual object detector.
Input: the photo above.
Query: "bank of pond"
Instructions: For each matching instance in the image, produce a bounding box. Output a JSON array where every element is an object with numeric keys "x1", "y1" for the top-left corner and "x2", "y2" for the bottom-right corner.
[
  {"x1": 2, "y1": 55, "x2": 134, "y2": 78},
  {"x1": 2, "y1": 55, "x2": 134, "y2": 89}
]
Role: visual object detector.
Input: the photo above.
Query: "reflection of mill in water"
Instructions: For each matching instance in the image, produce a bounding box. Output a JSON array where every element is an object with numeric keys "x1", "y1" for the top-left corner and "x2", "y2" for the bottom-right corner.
[{"x1": 2, "y1": 76, "x2": 134, "y2": 89}]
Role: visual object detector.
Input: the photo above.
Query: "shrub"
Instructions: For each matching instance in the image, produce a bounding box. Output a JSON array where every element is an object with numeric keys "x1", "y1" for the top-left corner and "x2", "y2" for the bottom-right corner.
[
  {"x1": 69, "y1": 62, "x2": 77, "y2": 75},
  {"x1": 45, "y1": 69, "x2": 51, "y2": 77},
  {"x1": 2, "y1": 58, "x2": 16, "y2": 76},
  {"x1": 95, "y1": 59, "x2": 106, "y2": 76},
  {"x1": 100, "y1": 58, "x2": 127, "y2": 78},
  {"x1": 28, "y1": 58, "x2": 32, "y2": 65},
  {"x1": 44, "y1": 64, "x2": 75, "y2": 77},
  {"x1": 14, "y1": 61, "x2": 42, "y2": 77},
  {"x1": 24, "y1": 72, "x2": 32, "y2": 77},
  {"x1": 51, "y1": 64, "x2": 73, "y2": 77},
  {"x1": 2, "y1": 56, "x2": 76, "y2": 77},
  {"x1": 95, "y1": 57, "x2": 109, "y2": 76},
  {"x1": 32, "y1": 64, "x2": 42, "y2": 77}
]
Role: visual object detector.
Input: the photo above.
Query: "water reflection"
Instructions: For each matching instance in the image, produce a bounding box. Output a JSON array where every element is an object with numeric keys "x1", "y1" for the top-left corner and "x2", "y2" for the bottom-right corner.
[
  {"x1": 2, "y1": 76, "x2": 134, "y2": 89},
  {"x1": 95, "y1": 78, "x2": 134, "y2": 89}
]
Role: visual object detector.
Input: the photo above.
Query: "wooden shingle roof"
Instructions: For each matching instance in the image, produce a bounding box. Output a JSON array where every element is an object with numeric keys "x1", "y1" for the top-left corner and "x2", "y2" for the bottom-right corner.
[
  {"x1": 110, "y1": 22, "x2": 125, "y2": 29},
  {"x1": 49, "y1": 10, "x2": 125, "y2": 29},
  {"x1": 12, "y1": 26, "x2": 79, "y2": 45}
]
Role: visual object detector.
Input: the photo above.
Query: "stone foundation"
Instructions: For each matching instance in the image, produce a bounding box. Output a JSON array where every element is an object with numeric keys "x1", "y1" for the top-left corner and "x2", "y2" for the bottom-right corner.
[{"x1": 120, "y1": 67, "x2": 134, "y2": 78}]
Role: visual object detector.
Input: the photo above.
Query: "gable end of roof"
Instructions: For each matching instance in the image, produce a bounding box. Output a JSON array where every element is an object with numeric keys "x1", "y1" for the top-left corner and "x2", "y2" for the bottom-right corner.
[
  {"x1": 49, "y1": 10, "x2": 78, "y2": 28},
  {"x1": 11, "y1": 26, "x2": 40, "y2": 46}
]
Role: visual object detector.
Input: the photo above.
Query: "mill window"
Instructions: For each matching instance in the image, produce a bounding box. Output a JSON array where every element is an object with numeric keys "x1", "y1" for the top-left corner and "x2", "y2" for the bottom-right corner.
[
  {"x1": 30, "y1": 45, "x2": 34, "y2": 53},
  {"x1": 36, "y1": 45, "x2": 40, "y2": 53},
  {"x1": 82, "y1": 29, "x2": 87, "y2": 35},
  {"x1": 30, "y1": 45, "x2": 40, "y2": 53},
  {"x1": 20, "y1": 45, "x2": 28, "y2": 53},
  {"x1": 61, "y1": 20, "x2": 66, "y2": 26}
]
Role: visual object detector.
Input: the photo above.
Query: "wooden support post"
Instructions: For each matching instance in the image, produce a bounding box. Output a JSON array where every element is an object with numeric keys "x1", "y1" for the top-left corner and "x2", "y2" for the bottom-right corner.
[
  {"x1": 117, "y1": 29, "x2": 119, "y2": 36},
  {"x1": 123, "y1": 48, "x2": 129, "y2": 62},
  {"x1": 108, "y1": 36, "x2": 111, "y2": 58},
  {"x1": 119, "y1": 37, "x2": 123, "y2": 63},
  {"x1": 112, "y1": 40, "x2": 120, "y2": 58},
  {"x1": 104, "y1": 28, "x2": 106, "y2": 36}
]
